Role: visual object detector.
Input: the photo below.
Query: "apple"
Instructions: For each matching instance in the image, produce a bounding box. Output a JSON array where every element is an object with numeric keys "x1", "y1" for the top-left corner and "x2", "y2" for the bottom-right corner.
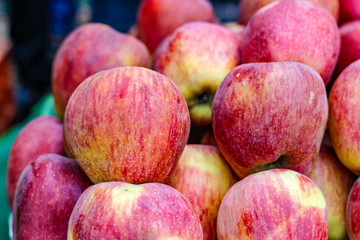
[
  {"x1": 346, "y1": 177, "x2": 360, "y2": 240},
  {"x1": 217, "y1": 169, "x2": 328, "y2": 239},
  {"x1": 223, "y1": 22, "x2": 245, "y2": 47},
  {"x1": 136, "y1": 0, "x2": 216, "y2": 53},
  {"x1": 242, "y1": 0, "x2": 340, "y2": 86},
  {"x1": 12, "y1": 154, "x2": 92, "y2": 240},
  {"x1": 68, "y1": 182, "x2": 203, "y2": 239},
  {"x1": 154, "y1": 22, "x2": 241, "y2": 125},
  {"x1": 212, "y1": 62, "x2": 328, "y2": 179},
  {"x1": 333, "y1": 20, "x2": 360, "y2": 80},
  {"x1": 6, "y1": 116, "x2": 64, "y2": 210},
  {"x1": 308, "y1": 145, "x2": 356, "y2": 240},
  {"x1": 64, "y1": 66, "x2": 190, "y2": 184},
  {"x1": 168, "y1": 144, "x2": 238, "y2": 239},
  {"x1": 329, "y1": 59, "x2": 360, "y2": 175},
  {"x1": 238, "y1": 0, "x2": 339, "y2": 24},
  {"x1": 52, "y1": 23, "x2": 151, "y2": 119},
  {"x1": 200, "y1": 129, "x2": 217, "y2": 147},
  {"x1": 0, "y1": 39, "x2": 15, "y2": 135},
  {"x1": 340, "y1": 0, "x2": 360, "y2": 23}
]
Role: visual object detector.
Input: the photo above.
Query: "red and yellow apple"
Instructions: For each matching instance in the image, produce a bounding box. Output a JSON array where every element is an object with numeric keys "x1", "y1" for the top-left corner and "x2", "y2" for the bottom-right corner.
[
  {"x1": 168, "y1": 144, "x2": 238, "y2": 239},
  {"x1": 346, "y1": 176, "x2": 360, "y2": 240},
  {"x1": 154, "y1": 22, "x2": 241, "y2": 125},
  {"x1": 64, "y1": 66, "x2": 190, "y2": 184},
  {"x1": 68, "y1": 182, "x2": 203, "y2": 239},
  {"x1": 52, "y1": 23, "x2": 151, "y2": 119},
  {"x1": 308, "y1": 145, "x2": 356, "y2": 240},
  {"x1": 241, "y1": 0, "x2": 340, "y2": 86},
  {"x1": 217, "y1": 169, "x2": 328, "y2": 239},
  {"x1": 329, "y1": 59, "x2": 360, "y2": 175},
  {"x1": 136, "y1": 0, "x2": 216, "y2": 52},
  {"x1": 212, "y1": 62, "x2": 328, "y2": 179},
  {"x1": 12, "y1": 154, "x2": 92, "y2": 240},
  {"x1": 6, "y1": 116, "x2": 64, "y2": 209},
  {"x1": 238, "y1": 0, "x2": 339, "y2": 24}
]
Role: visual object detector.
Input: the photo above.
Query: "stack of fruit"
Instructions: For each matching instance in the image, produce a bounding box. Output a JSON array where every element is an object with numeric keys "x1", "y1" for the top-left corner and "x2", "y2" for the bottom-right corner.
[{"x1": 6, "y1": 0, "x2": 360, "y2": 239}]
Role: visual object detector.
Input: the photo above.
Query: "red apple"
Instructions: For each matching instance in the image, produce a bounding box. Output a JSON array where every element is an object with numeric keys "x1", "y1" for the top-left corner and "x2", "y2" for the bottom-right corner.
[
  {"x1": 68, "y1": 182, "x2": 203, "y2": 239},
  {"x1": 212, "y1": 62, "x2": 328, "y2": 179},
  {"x1": 346, "y1": 177, "x2": 360, "y2": 240},
  {"x1": 168, "y1": 144, "x2": 238, "y2": 239},
  {"x1": 329, "y1": 59, "x2": 360, "y2": 175},
  {"x1": 340, "y1": 0, "x2": 360, "y2": 23},
  {"x1": 154, "y1": 22, "x2": 241, "y2": 125},
  {"x1": 0, "y1": 39, "x2": 15, "y2": 134},
  {"x1": 242, "y1": 0, "x2": 340, "y2": 86},
  {"x1": 217, "y1": 169, "x2": 328, "y2": 239},
  {"x1": 200, "y1": 129, "x2": 217, "y2": 147},
  {"x1": 64, "y1": 66, "x2": 190, "y2": 184},
  {"x1": 333, "y1": 20, "x2": 360, "y2": 80},
  {"x1": 308, "y1": 145, "x2": 356, "y2": 240},
  {"x1": 6, "y1": 116, "x2": 64, "y2": 210},
  {"x1": 12, "y1": 154, "x2": 92, "y2": 240},
  {"x1": 52, "y1": 23, "x2": 151, "y2": 119},
  {"x1": 136, "y1": 0, "x2": 216, "y2": 53},
  {"x1": 223, "y1": 22, "x2": 245, "y2": 48},
  {"x1": 238, "y1": 0, "x2": 339, "y2": 24}
]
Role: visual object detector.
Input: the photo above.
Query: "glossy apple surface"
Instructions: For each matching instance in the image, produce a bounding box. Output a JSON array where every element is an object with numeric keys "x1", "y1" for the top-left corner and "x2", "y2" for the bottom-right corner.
[
  {"x1": 212, "y1": 62, "x2": 328, "y2": 178},
  {"x1": 64, "y1": 66, "x2": 190, "y2": 184}
]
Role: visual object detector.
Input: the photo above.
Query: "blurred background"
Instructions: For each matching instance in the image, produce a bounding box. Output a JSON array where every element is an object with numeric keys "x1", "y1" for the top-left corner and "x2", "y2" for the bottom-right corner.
[{"x1": 0, "y1": 0, "x2": 239, "y2": 238}]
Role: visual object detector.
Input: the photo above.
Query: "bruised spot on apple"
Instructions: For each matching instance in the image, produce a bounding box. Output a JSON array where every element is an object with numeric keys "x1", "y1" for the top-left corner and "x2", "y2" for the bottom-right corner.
[
  {"x1": 212, "y1": 62, "x2": 328, "y2": 179},
  {"x1": 64, "y1": 66, "x2": 190, "y2": 184},
  {"x1": 217, "y1": 169, "x2": 328, "y2": 239},
  {"x1": 52, "y1": 23, "x2": 151, "y2": 119},
  {"x1": 68, "y1": 182, "x2": 203, "y2": 239},
  {"x1": 242, "y1": 0, "x2": 340, "y2": 86},
  {"x1": 12, "y1": 154, "x2": 92, "y2": 240},
  {"x1": 6, "y1": 116, "x2": 64, "y2": 210},
  {"x1": 329, "y1": 60, "x2": 360, "y2": 176},
  {"x1": 154, "y1": 21, "x2": 241, "y2": 125}
]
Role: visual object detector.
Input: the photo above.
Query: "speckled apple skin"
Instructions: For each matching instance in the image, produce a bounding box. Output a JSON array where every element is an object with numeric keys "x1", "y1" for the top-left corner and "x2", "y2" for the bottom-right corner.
[
  {"x1": 154, "y1": 22, "x2": 241, "y2": 125},
  {"x1": 64, "y1": 66, "x2": 190, "y2": 184},
  {"x1": 340, "y1": 0, "x2": 360, "y2": 23},
  {"x1": 68, "y1": 182, "x2": 203, "y2": 240},
  {"x1": 52, "y1": 23, "x2": 151, "y2": 119},
  {"x1": 6, "y1": 116, "x2": 64, "y2": 210},
  {"x1": 217, "y1": 169, "x2": 328, "y2": 240},
  {"x1": 238, "y1": 0, "x2": 339, "y2": 24},
  {"x1": 333, "y1": 20, "x2": 360, "y2": 79},
  {"x1": 242, "y1": 0, "x2": 340, "y2": 86},
  {"x1": 212, "y1": 62, "x2": 328, "y2": 179},
  {"x1": 346, "y1": 177, "x2": 360, "y2": 240},
  {"x1": 136, "y1": 0, "x2": 215, "y2": 53},
  {"x1": 329, "y1": 60, "x2": 360, "y2": 175},
  {"x1": 168, "y1": 145, "x2": 238, "y2": 240},
  {"x1": 308, "y1": 145, "x2": 356, "y2": 240},
  {"x1": 12, "y1": 154, "x2": 92, "y2": 240}
]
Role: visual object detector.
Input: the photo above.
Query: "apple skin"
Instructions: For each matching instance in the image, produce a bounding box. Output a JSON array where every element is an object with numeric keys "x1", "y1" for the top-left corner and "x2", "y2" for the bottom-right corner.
[
  {"x1": 68, "y1": 182, "x2": 203, "y2": 239},
  {"x1": 308, "y1": 145, "x2": 356, "y2": 240},
  {"x1": 217, "y1": 169, "x2": 328, "y2": 239},
  {"x1": 242, "y1": 0, "x2": 340, "y2": 86},
  {"x1": 329, "y1": 60, "x2": 360, "y2": 175},
  {"x1": 154, "y1": 22, "x2": 241, "y2": 125},
  {"x1": 6, "y1": 116, "x2": 64, "y2": 210},
  {"x1": 238, "y1": 0, "x2": 339, "y2": 24},
  {"x1": 52, "y1": 23, "x2": 151, "y2": 119},
  {"x1": 223, "y1": 22, "x2": 245, "y2": 47},
  {"x1": 64, "y1": 66, "x2": 190, "y2": 184},
  {"x1": 12, "y1": 154, "x2": 92, "y2": 240},
  {"x1": 212, "y1": 62, "x2": 328, "y2": 179},
  {"x1": 333, "y1": 20, "x2": 360, "y2": 80},
  {"x1": 200, "y1": 129, "x2": 218, "y2": 147},
  {"x1": 167, "y1": 144, "x2": 238, "y2": 239},
  {"x1": 340, "y1": 0, "x2": 360, "y2": 23},
  {"x1": 136, "y1": 0, "x2": 216, "y2": 53},
  {"x1": 346, "y1": 177, "x2": 360, "y2": 240}
]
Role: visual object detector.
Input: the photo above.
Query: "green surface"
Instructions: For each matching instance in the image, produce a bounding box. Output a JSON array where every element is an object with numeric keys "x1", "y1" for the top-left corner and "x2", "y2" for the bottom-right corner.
[{"x1": 0, "y1": 93, "x2": 56, "y2": 239}]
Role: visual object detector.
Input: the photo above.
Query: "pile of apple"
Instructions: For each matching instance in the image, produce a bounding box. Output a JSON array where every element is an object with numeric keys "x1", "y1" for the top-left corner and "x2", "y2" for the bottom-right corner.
[{"x1": 6, "y1": 0, "x2": 360, "y2": 239}]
